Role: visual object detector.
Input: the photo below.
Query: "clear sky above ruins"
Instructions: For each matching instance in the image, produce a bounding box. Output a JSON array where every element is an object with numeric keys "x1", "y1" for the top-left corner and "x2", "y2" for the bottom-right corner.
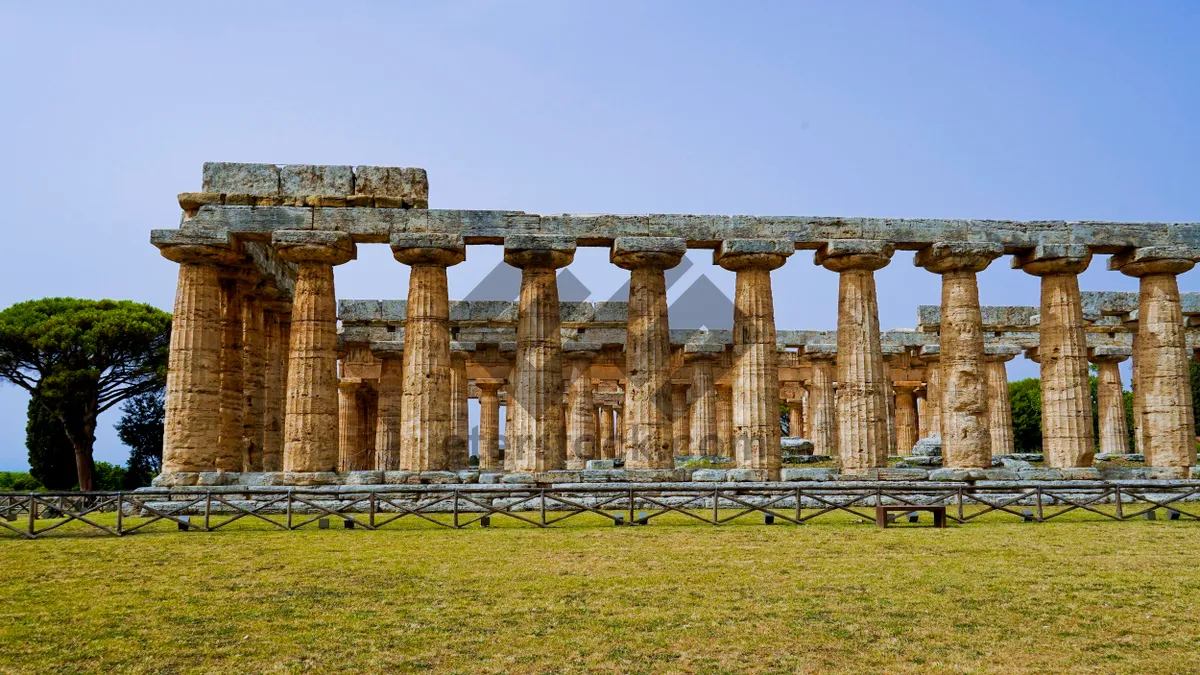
[{"x1": 0, "y1": 1, "x2": 1197, "y2": 469}]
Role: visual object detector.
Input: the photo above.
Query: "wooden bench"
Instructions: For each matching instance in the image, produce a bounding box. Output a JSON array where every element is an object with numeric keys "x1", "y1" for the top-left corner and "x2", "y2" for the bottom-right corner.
[{"x1": 875, "y1": 505, "x2": 947, "y2": 528}]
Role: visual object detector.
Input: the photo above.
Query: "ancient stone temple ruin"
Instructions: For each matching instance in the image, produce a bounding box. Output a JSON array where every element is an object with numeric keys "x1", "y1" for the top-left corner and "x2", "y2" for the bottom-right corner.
[{"x1": 150, "y1": 162, "x2": 1200, "y2": 487}]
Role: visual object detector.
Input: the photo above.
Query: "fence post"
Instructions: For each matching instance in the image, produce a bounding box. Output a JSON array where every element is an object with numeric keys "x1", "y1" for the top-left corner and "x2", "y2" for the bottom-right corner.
[
  {"x1": 1035, "y1": 487, "x2": 1044, "y2": 522},
  {"x1": 286, "y1": 490, "x2": 293, "y2": 530},
  {"x1": 116, "y1": 493, "x2": 123, "y2": 535},
  {"x1": 27, "y1": 493, "x2": 36, "y2": 538},
  {"x1": 1114, "y1": 486, "x2": 1124, "y2": 520},
  {"x1": 454, "y1": 489, "x2": 461, "y2": 529},
  {"x1": 369, "y1": 492, "x2": 376, "y2": 528}
]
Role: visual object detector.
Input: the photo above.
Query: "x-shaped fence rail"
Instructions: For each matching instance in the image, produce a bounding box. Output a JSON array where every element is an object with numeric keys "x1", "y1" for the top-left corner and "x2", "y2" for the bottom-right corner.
[{"x1": 2, "y1": 483, "x2": 1199, "y2": 539}]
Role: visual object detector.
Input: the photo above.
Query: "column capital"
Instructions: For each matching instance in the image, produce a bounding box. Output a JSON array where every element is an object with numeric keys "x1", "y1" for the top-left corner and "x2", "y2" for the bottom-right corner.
[
  {"x1": 370, "y1": 341, "x2": 404, "y2": 360},
  {"x1": 914, "y1": 242, "x2": 1004, "y2": 274},
  {"x1": 1089, "y1": 345, "x2": 1132, "y2": 364},
  {"x1": 503, "y1": 234, "x2": 576, "y2": 269},
  {"x1": 475, "y1": 377, "x2": 505, "y2": 392},
  {"x1": 152, "y1": 229, "x2": 243, "y2": 266},
  {"x1": 983, "y1": 344, "x2": 1021, "y2": 363},
  {"x1": 714, "y1": 239, "x2": 794, "y2": 272},
  {"x1": 611, "y1": 237, "x2": 686, "y2": 270},
  {"x1": 564, "y1": 341, "x2": 602, "y2": 362},
  {"x1": 804, "y1": 343, "x2": 838, "y2": 361},
  {"x1": 390, "y1": 233, "x2": 466, "y2": 266},
  {"x1": 814, "y1": 239, "x2": 894, "y2": 273},
  {"x1": 1011, "y1": 244, "x2": 1090, "y2": 276},
  {"x1": 1109, "y1": 246, "x2": 1200, "y2": 277},
  {"x1": 273, "y1": 230, "x2": 356, "y2": 265}
]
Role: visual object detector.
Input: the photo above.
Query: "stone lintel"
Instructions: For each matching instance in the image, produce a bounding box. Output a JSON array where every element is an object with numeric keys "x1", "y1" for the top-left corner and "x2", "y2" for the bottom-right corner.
[
  {"x1": 273, "y1": 230, "x2": 356, "y2": 265},
  {"x1": 919, "y1": 344, "x2": 941, "y2": 360},
  {"x1": 151, "y1": 228, "x2": 244, "y2": 266},
  {"x1": 390, "y1": 232, "x2": 465, "y2": 266},
  {"x1": 370, "y1": 340, "x2": 404, "y2": 357},
  {"x1": 814, "y1": 239, "x2": 894, "y2": 272},
  {"x1": 914, "y1": 242, "x2": 1004, "y2": 274},
  {"x1": 1109, "y1": 245, "x2": 1200, "y2": 277},
  {"x1": 713, "y1": 238, "x2": 795, "y2": 271},
  {"x1": 475, "y1": 377, "x2": 506, "y2": 389},
  {"x1": 503, "y1": 234, "x2": 576, "y2": 269},
  {"x1": 450, "y1": 341, "x2": 477, "y2": 353},
  {"x1": 804, "y1": 344, "x2": 837, "y2": 358},
  {"x1": 1089, "y1": 345, "x2": 1132, "y2": 363},
  {"x1": 611, "y1": 236, "x2": 687, "y2": 270},
  {"x1": 1011, "y1": 244, "x2": 1091, "y2": 275}
]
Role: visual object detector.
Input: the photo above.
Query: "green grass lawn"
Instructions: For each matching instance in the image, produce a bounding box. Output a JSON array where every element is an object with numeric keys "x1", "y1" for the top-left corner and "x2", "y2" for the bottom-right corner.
[{"x1": 2, "y1": 512, "x2": 1199, "y2": 674}]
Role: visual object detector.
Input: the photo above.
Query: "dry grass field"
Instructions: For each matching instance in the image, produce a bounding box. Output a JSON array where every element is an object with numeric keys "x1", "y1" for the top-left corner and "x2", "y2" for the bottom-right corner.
[{"x1": 1, "y1": 512, "x2": 1199, "y2": 674}]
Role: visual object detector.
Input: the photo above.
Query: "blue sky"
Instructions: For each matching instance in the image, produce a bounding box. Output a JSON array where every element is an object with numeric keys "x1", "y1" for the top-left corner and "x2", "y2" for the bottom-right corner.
[{"x1": 0, "y1": 2, "x2": 1197, "y2": 470}]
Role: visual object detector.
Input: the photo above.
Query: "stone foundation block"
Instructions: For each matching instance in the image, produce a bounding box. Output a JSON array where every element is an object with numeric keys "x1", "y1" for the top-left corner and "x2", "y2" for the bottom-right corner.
[
  {"x1": 419, "y1": 471, "x2": 460, "y2": 484},
  {"x1": 929, "y1": 468, "x2": 987, "y2": 481},
  {"x1": 781, "y1": 437, "x2": 814, "y2": 454},
  {"x1": 1060, "y1": 468, "x2": 1102, "y2": 481},
  {"x1": 912, "y1": 436, "x2": 943, "y2": 456},
  {"x1": 285, "y1": 472, "x2": 343, "y2": 486},
  {"x1": 344, "y1": 471, "x2": 383, "y2": 485},
  {"x1": 152, "y1": 472, "x2": 199, "y2": 487},
  {"x1": 501, "y1": 472, "x2": 536, "y2": 484},
  {"x1": 456, "y1": 471, "x2": 480, "y2": 484},
  {"x1": 586, "y1": 459, "x2": 617, "y2": 470},
  {"x1": 727, "y1": 468, "x2": 767, "y2": 482},
  {"x1": 1017, "y1": 468, "x2": 1065, "y2": 481},
  {"x1": 876, "y1": 469, "x2": 929, "y2": 481},
  {"x1": 981, "y1": 469, "x2": 1019, "y2": 481},
  {"x1": 236, "y1": 472, "x2": 274, "y2": 486},
  {"x1": 197, "y1": 471, "x2": 231, "y2": 486},
  {"x1": 780, "y1": 468, "x2": 839, "y2": 481},
  {"x1": 691, "y1": 469, "x2": 727, "y2": 482},
  {"x1": 1143, "y1": 466, "x2": 1191, "y2": 480},
  {"x1": 536, "y1": 471, "x2": 581, "y2": 484},
  {"x1": 580, "y1": 470, "x2": 616, "y2": 482},
  {"x1": 383, "y1": 471, "x2": 417, "y2": 484},
  {"x1": 478, "y1": 473, "x2": 503, "y2": 484}
]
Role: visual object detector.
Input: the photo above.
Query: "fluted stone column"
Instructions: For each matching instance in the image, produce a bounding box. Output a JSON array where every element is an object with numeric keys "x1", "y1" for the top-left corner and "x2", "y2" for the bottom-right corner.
[
  {"x1": 241, "y1": 284, "x2": 267, "y2": 472},
  {"x1": 153, "y1": 230, "x2": 242, "y2": 474},
  {"x1": 916, "y1": 391, "x2": 928, "y2": 439},
  {"x1": 615, "y1": 404, "x2": 626, "y2": 456},
  {"x1": 805, "y1": 347, "x2": 838, "y2": 458},
  {"x1": 504, "y1": 235, "x2": 575, "y2": 472},
  {"x1": 392, "y1": 233, "x2": 465, "y2": 471},
  {"x1": 449, "y1": 349, "x2": 471, "y2": 470},
  {"x1": 476, "y1": 379, "x2": 504, "y2": 471},
  {"x1": 922, "y1": 352, "x2": 943, "y2": 438},
  {"x1": 275, "y1": 314, "x2": 291, "y2": 471},
  {"x1": 672, "y1": 383, "x2": 691, "y2": 457},
  {"x1": 565, "y1": 345, "x2": 600, "y2": 469},
  {"x1": 817, "y1": 240, "x2": 895, "y2": 472},
  {"x1": 598, "y1": 403, "x2": 616, "y2": 459},
  {"x1": 216, "y1": 273, "x2": 245, "y2": 471},
  {"x1": 274, "y1": 231, "x2": 356, "y2": 473},
  {"x1": 361, "y1": 386, "x2": 378, "y2": 469},
  {"x1": 613, "y1": 237, "x2": 686, "y2": 469},
  {"x1": 373, "y1": 348, "x2": 403, "y2": 471},
  {"x1": 1015, "y1": 245, "x2": 1095, "y2": 468},
  {"x1": 338, "y1": 380, "x2": 369, "y2": 471},
  {"x1": 685, "y1": 346, "x2": 722, "y2": 456},
  {"x1": 916, "y1": 243, "x2": 1003, "y2": 468},
  {"x1": 1112, "y1": 247, "x2": 1200, "y2": 469},
  {"x1": 1090, "y1": 346, "x2": 1132, "y2": 457},
  {"x1": 984, "y1": 346, "x2": 1020, "y2": 456},
  {"x1": 894, "y1": 385, "x2": 918, "y2": 456},
  {"x1": 502, "y1": 383, "x2": 514, "y2": 469},
  {"x1": 262, "y1": 304, "x2": 285, "y2": 472},
  {"x1": 787, "y1": 399, "x2": 805, "y2": 438},
  {"x1": 883, "y1": 359, "x2": 897, "y2": 457},
  {"x1": 1128, "y1": 323, "x2": 1146, "y2": 454},
  {"x1": 717, "y1": 239, "x2": 794, "y2": 479},
  {"x1": 715, "y1": 384, "x2": 733, "y2": 459}
]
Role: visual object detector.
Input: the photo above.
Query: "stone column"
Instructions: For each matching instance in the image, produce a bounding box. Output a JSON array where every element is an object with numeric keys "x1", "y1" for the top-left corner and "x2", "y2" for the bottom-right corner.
[
  {"x1": 598, "y1": 403, "x2": 616, "y2": 459},
  {"x1": 274, "y1": 231, "x2": 356, "y2": 473},
  {"x1": 476, "y1": 378, "x2": 504, "y2": 471},
  {"x1": 274, "y1": 312, "x2": 291, "y2": 471},
  {"x1": 614, "y1": 405, "x2": 626, "y2": 456},
  {"x1": 787, "y1": 399, "x2": 805, "y2": 438},
  {"x1": 816, "y1": 240, "x2": 895, "y2": 472},
  {"x1": 921, "y1": 352, "x2": 943, "y2": 438},
  {"x1": 805, "y1": 348, "x2": 838, "y2": 458},
  {"x1": 1090, "y1": 346, "x2": 1132, "y2": 457},
  {"x1": 916, "y1": 390, "x2": 928, "y2": 439},
  {"x1": 1112, "y1": 247, "x2": 1200, "y2": 469},
  {"x1": 565, "y1": 344, "x2": 600, "y2": 469},
  {"x1": 672, "y1": 382, "x2": 691, "y2": 457},
  {"x1": 916, "y1": 243, "x2": 1004, "y2": 468},
  {"x1": 504, "y1": 235, "x2": 576, "y2": 472},
  {"x1": 241, "y1": 282, "x2": 267, "y2": 472},
  {"x1": 360, "y1": 385, "x2": 378, "y2": 469},
  {"x1": 1127, "y1": 322, "x2": 1146, "y2": 454},
  {"x1": 613, "y1": 237, "x2": 686, "y2": 469},
  {"x1": 216, "y1": 273, "x2": 245, "y2": 471},
  {"x1": 685, "y1": 346, "x2": 722, "y2": 456},
  {"x1": 1015, "y1": 245, "x2": 1095, "y2": 468},
  {"x1": 715, "y1": 383, "x2": 733, "y2": 458},
  {"x1": 262, "y1": 304, "x2": 285, "y2": 472},
  {"x1": 717, "y1": 239, "x2": 794, "y2": 479},
  {"x1": 373, "y1": 348, "x2": 404, "y2": 471},
  {"x1": 448, "y1": 348, "x2": 471, "y2": 470},
  {"x1": 883, "y1": 358, "x2": 897, "y2": 457},
  {"x1": 152, "y1": 230, "x2": 242, "y2": 474},
  {"x1": 338, "y1": 380, "x2": 368, "y2": 471},
  {"x1": 502, "y1": 383, "x2": 513, "y2": 469},
  {"x1": 894, "y1": 385, "x2": 918, "y2": 456},
  {"x1": 392, "y1": 233, "x2": 465, "y2": 471},
  {"x1": 984, "y1": 346, "x2": 1019, "y2": 456}
]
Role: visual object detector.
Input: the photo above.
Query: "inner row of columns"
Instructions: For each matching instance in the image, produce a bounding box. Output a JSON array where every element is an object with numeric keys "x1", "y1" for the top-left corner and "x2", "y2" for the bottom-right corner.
[{"x1": 159, "y1": 233, "x2": 1199, "y2": 479}]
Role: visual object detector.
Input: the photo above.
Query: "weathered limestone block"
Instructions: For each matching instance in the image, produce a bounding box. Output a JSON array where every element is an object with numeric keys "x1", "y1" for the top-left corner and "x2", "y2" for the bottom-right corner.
[
  {"x1": 613, "y1": 237, "x2": 685, "y2": 469},
  {"x1": 805, "y1": 348, "x2": 838, "y2": 458},
  {"x1": 916, "y1": 243, "x2": 1003, "y2": 468},
  {"x1": 373, "y1": 350, "x2": 403, "y2": 471},
  {"x1": 275, "y1": 231, "x2": 357, "y2": 472},
  {"x1": 565, "y1": 346, "x2": 599, "y2": 469},
  {"x1": 1112, "y1": 247, "x2": 1200, "y2": 468},
  {"x1": 505, "y1": 235, "x2": 576, "y2": 472},
  {"x1": 392, "y1": 233, "x2": 465, "y2": 471},
  {"x1": 354, "y1": 166, "x2": 429, "y2": 208},
  {"x1": 816, "y1": 240, "x2": 894, "y2": 473},
  {"x1": 476, "y1": 378, "x2": 504, "y2": 471},
  {"x1": 984, "y1": 345, "x2": 1020, "y2": 456},
  {"x1": 717, "y1": 240, "x2": 793, "y2": 480},
  {"x1": 1090, "y1": 346, "x2": 1132, "y2": 458},
  {"x1": 202, "y1": 162, "x2": 281, "y2": 195},
  {"x1": 1014, "y1": 246, "x2": 1095, "y2": 467},
  {"x1": 155, "y1": 234, "x2": 242, "y2": 473},
  {"x1": 280, "y1": 164, "x2": 353, "y2": 197}
]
